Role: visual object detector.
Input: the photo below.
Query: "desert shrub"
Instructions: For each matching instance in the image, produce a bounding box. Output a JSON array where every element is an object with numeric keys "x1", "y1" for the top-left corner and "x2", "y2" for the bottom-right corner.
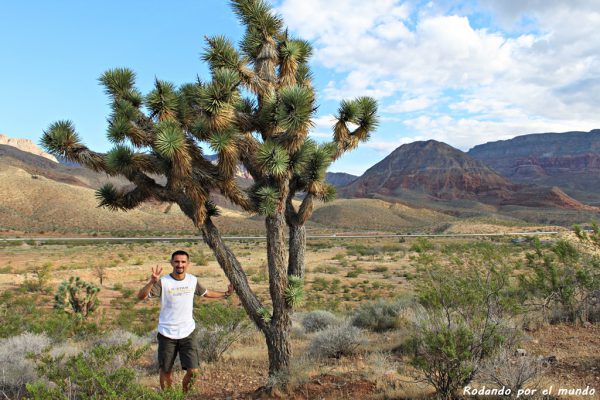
[
  {"x1": 313, "y1": 264, "x2": 339, "y2": 274},
  {"x1": 476, "y1": 348, "x2": 542, "y2": 399},
  {"x1": 189, "y1": 249, "x2": 209, "y2": 266},
  {"x1": 519, "y1": 238, "x2": 600, "y2": 324},
  {"x1": 21, "y1": 262, "x2": 53, "y2": 292},
  {"x1": 94, "y1": 329, "x2": 150, "y2": 349},
  {"x1": 351, "y1": 298, "x2": 411, "y2": 332},
  {"x1": 308, "y1": 321, "x2": 366, "y2": 359},
  {"x1": 410, "y1": 237, "x2": 434, "y2": 253},
  {"x1": 196, "y1": 324, "x2": 249, "y2": 363},
  {"x1": 410, "y1": 249, "x2": 520, "y2": 399},
  {"x1": 409, "y1": 316, "x2": 491, "y2": 400},
  {"x1": 301, "y1": 310, "x2": 340, "y2": 333},
  {"x1": 194, "y1": 302, "x2": 252, "y2": 363},
  {"x1": 372, "y1": 265, "x2": 388, "y2": 273},
  {"x1": 345, "y1": 244, "x2": 380, "y2": 257},
  {"x1": 0, "y1": 290, "x2": 98, "y2": 340},
  {"x1": 0, "y1": 332, "x2": 51, "y2": 399},
  {"x1": 28, "y1": 341, "x2": 179, "y2": 400}
]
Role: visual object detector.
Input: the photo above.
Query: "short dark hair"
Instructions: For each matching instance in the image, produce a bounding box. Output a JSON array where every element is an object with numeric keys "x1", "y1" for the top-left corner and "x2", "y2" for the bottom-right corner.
[{"x1": 171, "y1": 250, "x2": 189, "y2": 260}]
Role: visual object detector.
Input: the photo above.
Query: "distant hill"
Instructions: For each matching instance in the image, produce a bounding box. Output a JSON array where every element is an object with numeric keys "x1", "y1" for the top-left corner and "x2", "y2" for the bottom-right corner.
[
  {"x1": 0, "y1": 134, "x2": 57, "y2": 162},
  {"x1": 0, "y1": 144, "x2": 126, "y2": 189},
  {"x1": 325, "y1": 172, "x2": 358, "y2": 187},
  {"x1": 468, "y1": 129, "x2": 600, "y2": 204},
  {"x1": 339, "y1": 140, "x2": 598, "y2": 212}
]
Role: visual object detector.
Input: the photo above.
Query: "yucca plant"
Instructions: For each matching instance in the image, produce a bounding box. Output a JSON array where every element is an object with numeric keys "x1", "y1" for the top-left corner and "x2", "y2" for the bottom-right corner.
[
  {"x1": 54, "y1": 276, "x2": 100, "y2": 317},
  {"x1": 42, "y1": 0, "x2": 377, "y2": 387}
]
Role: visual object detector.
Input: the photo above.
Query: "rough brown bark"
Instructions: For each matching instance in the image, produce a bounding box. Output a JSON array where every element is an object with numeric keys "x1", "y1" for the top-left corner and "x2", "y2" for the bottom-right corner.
[
  {"x1": 287, "y1": 224, "x2": 305, "y2": 278},
  {"x1": 264, "y1": 210, "x2": 292, "y2": 381},
  {"x1": 200, "y1": 218, "x2": 268, "y2": 331}
]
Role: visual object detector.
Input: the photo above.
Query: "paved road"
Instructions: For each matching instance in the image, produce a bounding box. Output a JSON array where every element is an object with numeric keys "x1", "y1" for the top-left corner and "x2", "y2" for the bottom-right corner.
[{"x1": 0, "y1": 231, "x2": 562, "y2": 242}]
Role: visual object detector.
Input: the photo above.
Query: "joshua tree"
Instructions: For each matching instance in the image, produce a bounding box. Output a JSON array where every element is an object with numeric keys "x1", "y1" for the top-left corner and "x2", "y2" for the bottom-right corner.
[{"x1": 42, "y1": 0, "x2": 377, "y2": 387}]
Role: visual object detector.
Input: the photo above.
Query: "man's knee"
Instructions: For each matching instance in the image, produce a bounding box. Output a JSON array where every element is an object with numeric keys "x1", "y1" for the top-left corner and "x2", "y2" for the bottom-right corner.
[{"x1": 185, "y1": 368, "x2": 199, "y2": 376}]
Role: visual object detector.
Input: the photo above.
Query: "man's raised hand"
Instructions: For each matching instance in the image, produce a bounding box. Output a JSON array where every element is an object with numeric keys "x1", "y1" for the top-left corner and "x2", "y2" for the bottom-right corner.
[{"x1": 151, "y1": 265, "x2": 163, "y2": 283}]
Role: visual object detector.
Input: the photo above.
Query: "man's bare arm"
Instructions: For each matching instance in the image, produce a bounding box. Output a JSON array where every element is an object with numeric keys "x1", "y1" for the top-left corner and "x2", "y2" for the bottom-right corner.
[
  {"x1": 202, "y1": 283, "x2": 234, "y2": 299},
  {"x1": 138, "y1": 265, "x2": 162, "y2": 300}
]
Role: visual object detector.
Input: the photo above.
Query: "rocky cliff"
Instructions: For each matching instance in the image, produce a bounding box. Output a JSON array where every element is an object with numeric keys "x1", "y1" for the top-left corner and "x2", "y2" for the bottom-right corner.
[
  {"x1": 468, "y1": 129, "x2": 600, "y2": 201},
  {"x1": 339, "y1": 140, "x2": 597, "y2": 210},
  {"x1": 0, "y1": 134, "x2": 58, "y2": 163}
]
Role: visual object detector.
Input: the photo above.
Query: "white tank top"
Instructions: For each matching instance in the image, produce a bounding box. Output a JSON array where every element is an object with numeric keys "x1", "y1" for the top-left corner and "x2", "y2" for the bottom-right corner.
[{"x1": 158, "y1": 274, "x2": 198, "y2": 339}]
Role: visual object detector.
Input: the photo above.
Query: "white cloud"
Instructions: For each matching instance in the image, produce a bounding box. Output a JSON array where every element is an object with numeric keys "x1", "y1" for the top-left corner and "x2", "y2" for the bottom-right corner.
[
  {"x1": 385, "y1": 96, "x2": 433, "y2": 113},
  {"x1": 277, "y1": 0, "x2": 600, "y2": 150}
]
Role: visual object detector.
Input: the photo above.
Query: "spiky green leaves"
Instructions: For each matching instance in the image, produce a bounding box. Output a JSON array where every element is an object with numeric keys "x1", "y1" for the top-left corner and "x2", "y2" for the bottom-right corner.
[
  {"x1": 146, "y1": 79, "x2": 179, "y2": 121},
  {"x1": 99, "y1": 68, "x2": 142, "y2": 106},
  {"x1": 276, "y1": 85, "x2": 314, "y2": 133},
  {"x1": 41, "y1": 120, "x2": 81, "y2": 157},
  {"x1": 335, "y1": 97, "x2": 379, "y2": 141},
  {"x1": 284, "y1": 275, "x2": 305, "y2": 306},
  {"x1": 203, "y1": 35, "x2": 241, "y2": 71},
  {"x1": 95, "y1": 183, "x2": 123, "y2": 211},
  {"x1": 318, "y1": 183, "x2": 337, "y2": 203},
  {"x1": 205, "y1": 200, "x2": 221, "y2": 218},
  {"x1": 354, "y1": 97, "x2": 379, "y2": 137},
  {"x1": 301, "y1": 142, "x2": 335, "y2": 183},
  {"x1": 231, "y1": 0, "x2": 282, "y2": 37},
  {"x1": 106, "y1": 145, "x2": 134, "y2": 174},
  {"x1": 210, "y1": 128, "x2": 239, "y2": 178},
  {"x1": 257, "y1": 307, "x2": 272, "y2": 323},
  {"x1": 253, "y1": 185, "x2": 279, "y2": 215},
  {"x1": 96, "y1": 183, "x2": 152, "y2": 211},
  {"x1": 209, "y1": 128, "x2": 236, "y2": 153},
  {"x1": 155, "y1": 121, "x2": 185, "y2": 157},
  {"x1": 280, "y1": 39, "x2": 312, "y2": 64},
  {"x1": 256, "y1": 141, "x2": 289, "y2": 178},
  {"x1": 199, "y1": 68, "x2": 240, "y2": 131},
  {"x1": 155, "y1": 120, "x2": 191, "y2": 175}
]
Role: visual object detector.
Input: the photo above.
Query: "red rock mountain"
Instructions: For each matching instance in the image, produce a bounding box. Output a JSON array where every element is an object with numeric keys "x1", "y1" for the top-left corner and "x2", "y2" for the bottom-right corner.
[
  {"x1": 468, "y1": 129, "x2": 600, "y2": 203},
  {"x1": 339, "y1": 140, "x2": 597, "y2": 210}
]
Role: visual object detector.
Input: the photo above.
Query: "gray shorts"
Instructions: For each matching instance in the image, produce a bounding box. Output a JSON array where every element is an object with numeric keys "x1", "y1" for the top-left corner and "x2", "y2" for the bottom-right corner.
[{"x1": 157, "y1": 330, "x2": 199, "y2": 372}]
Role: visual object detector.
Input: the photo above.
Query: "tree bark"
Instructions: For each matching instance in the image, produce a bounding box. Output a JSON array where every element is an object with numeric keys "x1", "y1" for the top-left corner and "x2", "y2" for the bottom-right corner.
[
  {"x1": 264, "y1": 211, "x2": 292, "y2": 382},
  {"x1": 287, "y1": 224, "x2": 305, "y2": 278},
  {"x1": 200, "y1": 218, "x2": 268, "y2": 331}
]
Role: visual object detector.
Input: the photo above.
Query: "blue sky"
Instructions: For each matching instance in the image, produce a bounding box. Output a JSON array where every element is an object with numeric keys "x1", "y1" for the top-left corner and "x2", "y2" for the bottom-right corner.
[{"x1": 2, "y1": 1, "x2": 599, "y2": 175}]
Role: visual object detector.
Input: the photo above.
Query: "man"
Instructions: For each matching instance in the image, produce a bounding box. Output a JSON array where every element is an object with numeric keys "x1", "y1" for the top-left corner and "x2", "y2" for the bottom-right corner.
[{"x1": 138, "y1": 250, "x2": 233, "y2": 392}]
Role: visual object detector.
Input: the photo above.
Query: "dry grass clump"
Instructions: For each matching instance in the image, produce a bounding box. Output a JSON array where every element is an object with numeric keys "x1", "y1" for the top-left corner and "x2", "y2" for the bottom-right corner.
[
  {"x1": 0, "y1": 332, "x2": 51, "y2": 399},
  {"x1": 301, "y1": 310, "x2": 341, "y2": 333},
  {"x1": 308, "y1": 321, "x2": 366, "y2": 359}
]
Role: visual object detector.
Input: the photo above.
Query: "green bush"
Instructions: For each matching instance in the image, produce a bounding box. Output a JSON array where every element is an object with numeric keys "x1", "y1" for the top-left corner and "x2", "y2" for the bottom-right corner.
[
  {"x1": 519, "y1": 238, "x2": 600, "y2": 324},
  {"x1": 27, "y1": 341, "x2": 184, "y2": 400},
  {"x1": 308, "y1": 321, "x2": 365, "y2": 359},
  {"x1": 301, "y1": 310, "x2": 340, "y2": 333},
  {"x1": 410, "y1": 237, "x2": 434, "y2": 253},
  {"x1": 410, "y1": 251, "x2": 519, "y2": 399},
  {"x1": 351, "y1": 298, "x2": 410, "y2": 332}
]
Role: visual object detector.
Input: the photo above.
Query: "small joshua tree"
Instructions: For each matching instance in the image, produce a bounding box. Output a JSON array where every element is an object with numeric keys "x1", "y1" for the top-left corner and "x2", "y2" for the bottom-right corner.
[
  {"x1": 42, "y1": 0, "x2": 377, "y2": 386},
  {"x1": 55, "y1": 276, "x2": 100, "y2": 317}
]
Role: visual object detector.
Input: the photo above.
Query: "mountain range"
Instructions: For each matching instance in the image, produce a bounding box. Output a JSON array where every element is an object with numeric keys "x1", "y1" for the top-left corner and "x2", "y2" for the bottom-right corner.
[{"x1": 1, "y1": 129, "x2": 599, "y2": 234}]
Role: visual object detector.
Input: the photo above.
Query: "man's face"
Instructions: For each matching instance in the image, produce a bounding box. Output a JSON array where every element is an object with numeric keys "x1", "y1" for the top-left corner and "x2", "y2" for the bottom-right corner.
[{"x1": 171, "y1": 254, "x2": 189, "y2": 276}]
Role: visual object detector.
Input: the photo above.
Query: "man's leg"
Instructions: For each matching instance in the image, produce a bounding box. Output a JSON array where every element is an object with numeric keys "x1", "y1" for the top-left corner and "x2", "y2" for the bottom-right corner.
[
  {"x1": 157, "y1": 333, "x2": 178, "y2": 390},
  {"x1": 182, "y1": 368, "x2": 198, "y2": 393},
  {"x1": 179, "y1": 330, "x2": 200, "y2": 393},
  {"x1": 160, "y1": 369, "x2": 174, "y2": 389}
]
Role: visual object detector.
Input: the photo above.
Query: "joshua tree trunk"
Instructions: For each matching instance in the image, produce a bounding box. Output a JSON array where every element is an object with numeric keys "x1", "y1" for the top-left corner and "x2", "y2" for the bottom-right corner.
[
  {"x1": 264, "y1": 211, "x2": 292, "y2": 381},
  {"x1": 287, "y1": 224, "x2": 305, "y2": 278},
  {"x1": 264, "y1": 318, "x2": 291, "y2": 379}
]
